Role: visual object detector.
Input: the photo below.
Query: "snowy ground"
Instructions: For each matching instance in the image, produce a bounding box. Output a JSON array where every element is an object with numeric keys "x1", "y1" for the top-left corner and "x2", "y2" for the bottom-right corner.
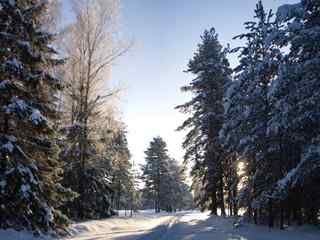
[
  {"x1": 0, "y1": 229, "x2": 50, "y2": 240},
  {"x1": 148, "y1": 212, "x2": 320, "y2": 240},
  {"x1": 64, "y1": 210, "x2": 175, "y2": 240},
  {"x1": 1, "y1": 211, "x2": 319, "y2": 240},
  {"x1": 65, "y1": 211, "x2": 320, "y2": 240}
]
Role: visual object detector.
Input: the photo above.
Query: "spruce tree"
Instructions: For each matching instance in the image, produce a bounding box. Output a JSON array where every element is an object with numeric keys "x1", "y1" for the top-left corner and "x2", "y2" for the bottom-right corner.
[{"x1": 0, "y1": 0, "x2": 74, "y2": 233}]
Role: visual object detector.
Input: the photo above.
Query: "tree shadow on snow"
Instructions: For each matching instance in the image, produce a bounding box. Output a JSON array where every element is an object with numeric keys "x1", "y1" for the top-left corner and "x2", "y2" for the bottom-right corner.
[{"x1": 113, "y1": 214, "x2": 320, "y2": 240}]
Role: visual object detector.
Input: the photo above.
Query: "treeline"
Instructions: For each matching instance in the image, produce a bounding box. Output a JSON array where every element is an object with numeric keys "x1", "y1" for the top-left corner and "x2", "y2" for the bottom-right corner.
[
  {"x1": 177, "y1": 0, "x2": 320, "y2": 228},
  {"x1": 140, "y1": 137, "x2": 194, "y2": 213},
  {"x1": 0, "y1": 0, "x2": 137, "y2": 235}
]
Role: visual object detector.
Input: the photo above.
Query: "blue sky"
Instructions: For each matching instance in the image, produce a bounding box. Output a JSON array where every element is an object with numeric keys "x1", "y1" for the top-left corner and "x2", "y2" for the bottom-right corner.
[{"x1": 62, "y1": 0, "x2": 297, "y2": 167}]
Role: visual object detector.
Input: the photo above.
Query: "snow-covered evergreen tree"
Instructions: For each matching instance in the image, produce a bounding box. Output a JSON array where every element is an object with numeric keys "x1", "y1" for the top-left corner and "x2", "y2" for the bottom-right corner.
[
  {"x1": 59, "y1": 117, "x2": 130, "y2": 219},
  {"x1": 176, "y1": 28, "x2": 232, "y2": 215},
  {"x1": 222, "y1": 1, "x2": 283, "y2": 225},
  {"x1": 221, "y1": 0, "x2": 320, "y2": 227},
  {"x1": 109, "y1": 128, "x2": 133, "y2": 212},
  {"x1": 0, "y1": 0, "x2": 75, "y2": 233},
  {"x1": 141, "y1": 137, "x2": 193, "y2": 212},
  {"x1": 160, "y1": 158, "x2": 193, "y2": 212},
  {"x1": 267, "y1": 0, "x2": 320, "y2": 224}
]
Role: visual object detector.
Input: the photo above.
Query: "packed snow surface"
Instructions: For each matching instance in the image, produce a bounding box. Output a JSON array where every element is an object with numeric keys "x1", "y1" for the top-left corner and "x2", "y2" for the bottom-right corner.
[
  {"x1": 0, "y1": 211, "x2": 319, "y2": 240},
  {"x1": 65, "y1": 210, "x2": 174, "y2": 240}
]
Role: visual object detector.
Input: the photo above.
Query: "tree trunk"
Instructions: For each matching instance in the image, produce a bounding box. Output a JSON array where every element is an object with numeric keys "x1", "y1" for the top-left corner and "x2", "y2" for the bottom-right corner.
[
  {"x1": 280, "y1": 201, "x2": 284, "y2": 230},
  {"x1": 286, "y1": 202, "x2": 291, "y2": 226},
  {"x1": 293, "y1": 191, "x2": 303, "y2": 226},
  {"x1": 248, "y1": 205, "x2": 252, "y2": 221},
  {"x1": 229, "y1": 199, "x2": 233, "y2": 217},
  {"x1": 233, "y1": 186, "x2": 238, "y2": 216},
  {"x1": 117, "y1": 180, "x2": 121, "y2": 211},
  {"x1": 211, "y1": 190, "x2": 218, "y2": 215},
  {"x1": 219, "y1": 170, "x2": 226, "y2": 216},
  {"x1": 268, "y1": 199, "x2": 274, "y2": 228},
  {"x1": 254, "y1": 209, "x2": 258, "y2": 225}
]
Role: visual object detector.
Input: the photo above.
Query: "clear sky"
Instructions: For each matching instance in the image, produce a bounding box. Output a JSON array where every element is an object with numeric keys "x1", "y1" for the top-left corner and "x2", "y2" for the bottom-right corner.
[{"x1": 62, "y1": 0, "x2": 297, "y2": 168}]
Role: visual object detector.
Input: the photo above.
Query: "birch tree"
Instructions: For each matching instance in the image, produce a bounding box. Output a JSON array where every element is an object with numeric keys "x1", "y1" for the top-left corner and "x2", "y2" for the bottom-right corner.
[{"x1": 60, "y1": 0, "x2": 128, "y2": 219}]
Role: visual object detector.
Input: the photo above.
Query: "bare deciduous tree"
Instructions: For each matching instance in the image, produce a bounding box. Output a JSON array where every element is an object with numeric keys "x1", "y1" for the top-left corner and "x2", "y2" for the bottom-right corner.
[{"x1": 60, "y1": 0, "x2": 129, "y2": 218}]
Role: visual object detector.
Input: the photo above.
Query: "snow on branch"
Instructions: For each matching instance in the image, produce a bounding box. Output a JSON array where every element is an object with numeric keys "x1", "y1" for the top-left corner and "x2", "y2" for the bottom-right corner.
[{"x1": 276, "y1": 3, "x2": 303, "y2": 22}]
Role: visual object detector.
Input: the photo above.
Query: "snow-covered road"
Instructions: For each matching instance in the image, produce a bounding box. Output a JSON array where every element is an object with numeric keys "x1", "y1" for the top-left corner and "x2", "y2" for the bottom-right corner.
[
  {"x1": 64, "y1": 211, "x2": 175, "y2": 240},
  {"x1": 65, "y1": 211, "x2": 320, "y2": 240}
]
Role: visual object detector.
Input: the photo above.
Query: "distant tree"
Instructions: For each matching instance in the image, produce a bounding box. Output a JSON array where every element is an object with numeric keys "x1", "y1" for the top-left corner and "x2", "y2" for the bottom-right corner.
[
  {"x1": 109, "y1": 128, "x2": 132, "y2": 212},
  {"x1": 161, "y1": 158, "x2": 194, "y2": 211},
  {"x1": 141, "y1": 137, "x2": 193, "y2": 212},
  {"x1": 141, "y1": 137, "x2": 170, "y2": 213}
]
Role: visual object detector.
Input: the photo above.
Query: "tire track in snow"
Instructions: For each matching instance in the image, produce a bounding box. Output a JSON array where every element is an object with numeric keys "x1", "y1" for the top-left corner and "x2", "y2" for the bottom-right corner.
[{"x1": 136, "y1": 216, "x2": 180, "y2": 240}]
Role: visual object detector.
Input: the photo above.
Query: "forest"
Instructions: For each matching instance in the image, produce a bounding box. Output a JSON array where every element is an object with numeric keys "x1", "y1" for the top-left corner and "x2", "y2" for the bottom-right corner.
[
  {"x1": 177, "y1": 0, "x2": 320, "y2": 229},
  {"x1": 0, "y1": 0, "x2": 319, "y2": 239}
]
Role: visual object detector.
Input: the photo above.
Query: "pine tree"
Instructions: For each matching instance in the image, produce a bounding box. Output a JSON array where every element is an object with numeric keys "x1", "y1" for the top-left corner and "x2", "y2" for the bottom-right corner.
[
  {"x1": 223, "y1": 152, "x2": 239, "y2": 216},
  {"x1": 268, "y1": 0, "x2": 320, "y2": 225},
  {"x1": 176, "y1": 28, "x2": 232, "y2": 215},
  {"x1": 220, "y1": 81, "x2": 243, "y2": 217},
  {"x1": 109, "y1": 128, "x2": 133, "y2": 212},
  {"x1": 141, "y1": 137, "x2": 170, "y2": 213},
  {"x1": 160, "y1": 158, "x2": 193, "y2": 212},
  {"x1": 221, "y1": 0, "x2": 320, "y2": 227},
  {"x1": 0, "y1": 0, "x2": 75, "y2": 233},
  {"x1": 223, "y1": 1, "x2": 283, "y2": 225},
  {"x1": 141, "y1": 138, "x2": 193, "y2": 212},
  {"x1": 60, "y1": 116, "x2": 131, "y2": 219}
]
